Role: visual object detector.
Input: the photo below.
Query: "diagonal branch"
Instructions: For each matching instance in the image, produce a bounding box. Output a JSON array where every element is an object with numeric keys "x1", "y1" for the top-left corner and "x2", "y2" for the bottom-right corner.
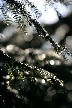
[
  {"x1": 0, "y1": 49, "x2": 63, "y2": 86},
  {"x1": 4, "y1": 0, "x2": 72, "y2": 61}
]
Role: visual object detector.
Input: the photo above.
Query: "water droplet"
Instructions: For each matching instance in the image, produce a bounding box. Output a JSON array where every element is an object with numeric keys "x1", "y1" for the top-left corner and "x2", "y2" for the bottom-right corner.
[
  {"x1": 42, "y1": 79, "x2": 45, "y2": 83},
  {"x1": 50, "y1": 60, "x2": 54, "y2": 65},
  {"x1": 6, "y1": 75, "x2": 10, "y2": 79}
]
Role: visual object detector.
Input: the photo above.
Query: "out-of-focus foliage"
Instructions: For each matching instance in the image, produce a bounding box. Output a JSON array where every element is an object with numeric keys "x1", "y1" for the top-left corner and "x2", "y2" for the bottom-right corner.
[{"x1": 0, "y1": 0, "x2": 72, "y2": 108}]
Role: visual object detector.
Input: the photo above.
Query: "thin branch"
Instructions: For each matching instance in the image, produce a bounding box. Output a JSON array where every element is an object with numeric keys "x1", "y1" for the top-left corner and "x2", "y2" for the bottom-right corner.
[
  {"x1": 4, "y1": 0, "x2": 72, "y2": 62},
  {"x1": 0, "y1": 49, "x2": 63, "y2": 86}
]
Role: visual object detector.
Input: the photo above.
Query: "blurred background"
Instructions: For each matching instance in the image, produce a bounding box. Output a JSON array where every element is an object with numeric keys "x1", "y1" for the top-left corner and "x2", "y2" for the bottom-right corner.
[
  {"x1": 0, "y1": 0, "x2": 72, "y2": 108},
  {"x1": 0, "y1": 0, "x2": 72, "y2": 50},
  {"x1": 0, "y1": 0, "x2": 72, "y2": 63}
]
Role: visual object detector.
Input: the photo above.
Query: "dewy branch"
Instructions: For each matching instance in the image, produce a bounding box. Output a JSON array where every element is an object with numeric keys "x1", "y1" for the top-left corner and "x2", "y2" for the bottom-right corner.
[
  {"x1": 0, "y1": 47, "x2": 63, "y2": 86},
  {"x1": 4, "y1": 0, "x2": 72, "y2": 62}
]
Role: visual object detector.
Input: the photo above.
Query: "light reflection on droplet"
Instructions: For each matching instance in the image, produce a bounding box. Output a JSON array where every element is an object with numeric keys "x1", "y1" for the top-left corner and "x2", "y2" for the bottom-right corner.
[
  {"x1": 6, "y1": 75, "x2": 10, "y2": 79},
  {"x1": 12, "y1": 77, "x2": 14, "y2": 80},
  {"x1": 24, "y1": 71, "x2": 29, "y2": 75},
  {"x1": 24, "y1": 33, "x2": 33, "y2": 41},
  {"x1": 6, "y1": 81, "x2": 9, "y2": 84},
  {"x1": 42, "y1": 79, "x2": 45, "y2": 83},
  {"x1": 61, "y1": 82, "x2": 64, "y2": 86},
  {"x1": 35, "y1": 78, "x2": 38, "y2": 82},
  {"x1": 6, "y1": 45, "x2": 14, "y2": 51},
  {"x1": 42, "y1": 54, "x2": 45, "y2": 59},
  {"x1": 25, "y1": 33, "x2": 28, "y2": 35},
  {"x1": 37, "y1": 54, "x2": 45, "y2": 60},
  {"x1": 25, "y1": 49, "x2": 30, "y2": 54},
  {"x1": 50, "y1": 60, "x2": 54, "y2": 65}
]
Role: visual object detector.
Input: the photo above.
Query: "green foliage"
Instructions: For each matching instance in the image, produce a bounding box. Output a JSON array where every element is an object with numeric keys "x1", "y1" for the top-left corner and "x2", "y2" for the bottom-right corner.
[
  {"x1": 0, "y1": 0, "x2": 72, "y2": 108},
  {"x1": 2, "y1": 0, "x2": 71, "y2": 60}
]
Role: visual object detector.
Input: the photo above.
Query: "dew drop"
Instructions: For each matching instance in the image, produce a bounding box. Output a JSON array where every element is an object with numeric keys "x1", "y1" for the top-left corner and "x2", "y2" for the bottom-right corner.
[
  {"x1": 50, "y1": 60, "x2": 54, "y2": 65},
  {"x1": 42, "y1": 79, "x2": 45, "y2": 83}
]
